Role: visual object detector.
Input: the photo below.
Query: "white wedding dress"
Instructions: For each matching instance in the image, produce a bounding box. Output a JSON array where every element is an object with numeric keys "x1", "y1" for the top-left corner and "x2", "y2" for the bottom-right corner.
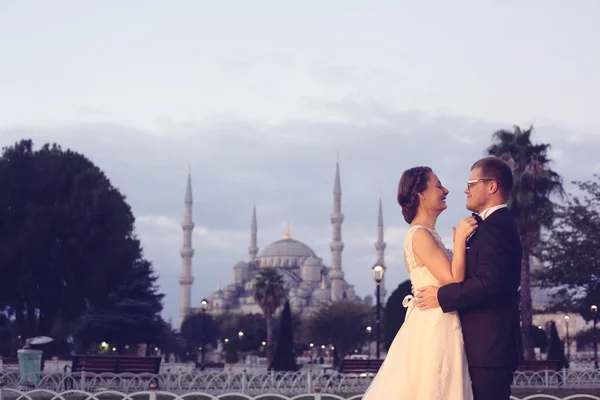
[{"x1": 362, "y1": 225, "x2": 474, "y2": 400}]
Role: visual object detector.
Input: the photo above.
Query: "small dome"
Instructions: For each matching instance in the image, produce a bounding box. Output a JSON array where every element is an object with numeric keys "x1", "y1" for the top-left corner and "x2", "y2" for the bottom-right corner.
[
  {"x1": 297, "y1": 284, "x2": 312, "y2": 298},
  {"x1": 258, "y1": 238, "x2": 317, "y2": 259},
  {"x1": 234, "y1": 260, "x2": 248, "y2": 269},
  {"x1": 302, "y1": 257, "x2": 321, "y2": 267},
  {"x1": 311, "y1": 287, "x2": 330, "y2": 302}
]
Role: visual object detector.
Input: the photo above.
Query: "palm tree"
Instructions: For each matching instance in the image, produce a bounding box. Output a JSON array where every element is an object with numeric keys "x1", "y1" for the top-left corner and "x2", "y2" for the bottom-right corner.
[
  {"x1": 253, "y1": 268, "x2": 285, "y2": 363},
  {"x1": 487, "y1": 125, "x2": 564, "y2": 359}
]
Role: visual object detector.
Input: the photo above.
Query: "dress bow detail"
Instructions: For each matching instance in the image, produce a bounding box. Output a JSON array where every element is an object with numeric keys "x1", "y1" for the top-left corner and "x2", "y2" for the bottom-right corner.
[{"x1": 403, "y1": 294, "x2": 416, "y2": 321}]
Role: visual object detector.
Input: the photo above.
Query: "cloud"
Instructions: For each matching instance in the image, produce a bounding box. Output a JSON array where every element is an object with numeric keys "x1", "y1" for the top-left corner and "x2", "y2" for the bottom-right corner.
[{"x1": 1, "y1": 100, "x2": 598, "y2": 323}]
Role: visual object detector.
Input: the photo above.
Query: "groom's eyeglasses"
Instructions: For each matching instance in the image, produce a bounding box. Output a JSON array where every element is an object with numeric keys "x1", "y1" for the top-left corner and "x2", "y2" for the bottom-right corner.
[{"x1": 466, "y1": 178, "x2": 492, "y2": 190}]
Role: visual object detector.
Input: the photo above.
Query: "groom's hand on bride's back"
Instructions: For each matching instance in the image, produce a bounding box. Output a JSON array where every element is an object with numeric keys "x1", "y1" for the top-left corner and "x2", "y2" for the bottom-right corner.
[{"x1": 415, "y1": 286, "x2": 440, "y2": 310}]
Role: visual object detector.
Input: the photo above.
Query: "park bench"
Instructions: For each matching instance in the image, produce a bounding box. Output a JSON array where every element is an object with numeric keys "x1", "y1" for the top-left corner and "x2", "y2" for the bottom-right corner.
[
  {"x1": 338, "y1": 359, "x2": 383, "y2": 374},
  {"x1": 70, "y1": 354, "x2": 162, "y2": 374},
  {"x1": 516, "y1": 359, "x2": 562, "y2": 372},
  {"x1": 1, "y1": 358, "x2": 18, "y2": 371},
  {"x1": 63, "y1": 355, "x2": 162, "y2": 390}
]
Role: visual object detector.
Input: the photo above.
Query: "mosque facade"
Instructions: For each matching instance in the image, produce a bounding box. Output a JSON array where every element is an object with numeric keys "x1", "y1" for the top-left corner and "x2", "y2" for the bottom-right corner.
[{"x1": 177, "y1": 159, "x2": 387, "y2": 328}]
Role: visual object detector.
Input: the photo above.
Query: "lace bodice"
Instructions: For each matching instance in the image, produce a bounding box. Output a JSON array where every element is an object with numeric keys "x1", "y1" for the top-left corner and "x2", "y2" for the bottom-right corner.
[{"x1": 404, "y1": 225, "x2": 453, "y2": 288}]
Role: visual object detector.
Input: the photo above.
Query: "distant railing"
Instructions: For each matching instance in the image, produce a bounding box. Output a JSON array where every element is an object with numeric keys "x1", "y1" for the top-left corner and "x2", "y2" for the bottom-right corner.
[{"x1": 0, "y1": 369, "x2": 599, "y2": 394}]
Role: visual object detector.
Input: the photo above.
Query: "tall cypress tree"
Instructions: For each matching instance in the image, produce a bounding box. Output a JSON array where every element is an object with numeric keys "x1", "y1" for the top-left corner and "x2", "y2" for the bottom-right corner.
[
  {"x1": 546, "y1": 321, "x2": 569, "y2": 369},
  {"x1": 269, "y1": 300, "x2": 298, "y2": 371}
]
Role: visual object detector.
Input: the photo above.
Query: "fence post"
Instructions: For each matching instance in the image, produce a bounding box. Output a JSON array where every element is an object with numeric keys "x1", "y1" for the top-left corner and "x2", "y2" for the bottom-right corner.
[
  {"x1": 0, "y1": 379, "x2": 5, "y2": 400},
  {"x1": 306, "y1": 370, "x2": 312, "y2": 393},
  {"x1": 149, "y1": 382, "x2": 157, "y2": 400},
  {"x1": 241, "y1": 370, "x2": 246, "y2": 394},
  {"x1": 314, "y1": 384, "x2": 321, "y2": 400},
  {"x1": 81, "y1": 368, "x2": 86, "y2": 392}
]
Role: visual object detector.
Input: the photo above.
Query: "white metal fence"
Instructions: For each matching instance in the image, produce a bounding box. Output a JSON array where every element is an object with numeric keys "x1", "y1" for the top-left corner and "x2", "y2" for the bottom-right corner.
[
  {"x1": 0, "y1": 386, "x2": 598, "y2": 400},
  {"x1": 0, "y1": 370, "x2": 599, "y2": 395}
]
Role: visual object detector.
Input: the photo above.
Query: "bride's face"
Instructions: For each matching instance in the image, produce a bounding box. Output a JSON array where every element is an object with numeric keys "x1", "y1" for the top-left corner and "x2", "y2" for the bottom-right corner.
[{"x1": 418, "y1": 172, "x2": 449, "y2": 213}]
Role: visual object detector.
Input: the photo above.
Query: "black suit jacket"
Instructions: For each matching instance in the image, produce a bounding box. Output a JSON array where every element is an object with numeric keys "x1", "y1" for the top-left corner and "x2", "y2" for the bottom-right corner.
[{"x1": 437, "y1": 207, "x2": 523, "y2": 368}]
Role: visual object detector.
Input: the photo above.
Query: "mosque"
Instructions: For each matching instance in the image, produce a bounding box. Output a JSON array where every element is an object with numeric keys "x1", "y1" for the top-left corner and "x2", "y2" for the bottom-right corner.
[{"x1": 177, "y1": 159, "x2": 388, "y2": 328}]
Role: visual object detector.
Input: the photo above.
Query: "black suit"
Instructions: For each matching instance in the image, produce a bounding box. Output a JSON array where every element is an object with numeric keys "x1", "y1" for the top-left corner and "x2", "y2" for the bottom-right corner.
[{"x1": 437, "y1": 207, "x2": 522, "y2": 400}]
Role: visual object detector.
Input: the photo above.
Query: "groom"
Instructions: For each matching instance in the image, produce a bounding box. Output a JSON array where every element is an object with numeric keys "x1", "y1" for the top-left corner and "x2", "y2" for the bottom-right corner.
[{"x1": 416, "y1": 156, "x2": 523, "y2": 400}]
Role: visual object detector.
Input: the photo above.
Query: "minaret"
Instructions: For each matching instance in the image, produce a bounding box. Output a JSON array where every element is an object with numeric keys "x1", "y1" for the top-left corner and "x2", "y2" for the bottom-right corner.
[
  {"x1": 375, "y1": 195, "x2": 387, "y2": 303},
  {"x1": 330, "y1": 154, "x2": 345, "y2": 301},
  {"x1": 179, "y1": 167, "x2": 195, "y2": 329},
  {"x1": 248, "y1": 204, "x2": 259, "y2": 261}
]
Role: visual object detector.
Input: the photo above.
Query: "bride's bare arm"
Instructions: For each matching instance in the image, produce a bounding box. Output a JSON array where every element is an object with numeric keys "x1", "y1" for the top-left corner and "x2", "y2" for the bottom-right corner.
[{"x1": 412, "y1": 218, "x2": 478, "y2": 285}]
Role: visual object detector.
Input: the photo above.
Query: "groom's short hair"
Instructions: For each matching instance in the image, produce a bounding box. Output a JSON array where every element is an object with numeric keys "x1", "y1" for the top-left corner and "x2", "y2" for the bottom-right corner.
[{"x1": 471, "y1": 156, "x2": 513, "y2": 200}]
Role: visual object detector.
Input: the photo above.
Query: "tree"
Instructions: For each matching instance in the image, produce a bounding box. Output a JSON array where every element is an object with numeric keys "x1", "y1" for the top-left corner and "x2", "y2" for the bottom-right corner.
[
  {"x1": 180, "y1": 311, "x2": 220, "y2": 350},
  {"x1": 0, "y1": 314, "x2": 20, "y2": 357},
  {"x1": 0, "y1": 139, "x2": 154, "y2": 340},
  {"x1": 530, "y1": 325, "x2": 548, "y2": 353},
  {"x1": 225, "y1": 339, "x2": 239, "y2": 364},
  {"x1": 73, "y1": 259, "x2": 166, "y2": 353},
  {"x1": 270, "y1": 300, "x2": 298, "y2": 371},
  {"x1": 157, "y1": 325, "x2": 189, "y2": 363},
  {"x1": 383, "y1": 280, "x2": 412, "y2": 349},
  {"x1": 253, "y1": 268, "x2": 285, "y2": 363},
  {"x1": 303, "y1": 300, "x2": 374, "y2": 367},
  {"x1": 486, "y1": 125, "x2": 564, "y2": 359},
  {"x1": 546, "y1": 321, "x2": 569, "y2": 369},
  {"x1": 217, "y1": 312, "x2": 267, "y2": 353},
  {"x1": 536, "y1": 175, "x2": 600, "y2": 320}
]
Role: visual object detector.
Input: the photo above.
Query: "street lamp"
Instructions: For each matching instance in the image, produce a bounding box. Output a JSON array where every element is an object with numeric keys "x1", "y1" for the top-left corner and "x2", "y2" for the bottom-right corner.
[
  {"x1": 564, "y1": 314, "x2": 570, "y2": 360},
  {"x1": 200, "y1": 298, "x2": 209, "y2": 371},
  {"x1": 591, "y1": 305, "x2": 598, "y2": 369},
  {"x1": 366, "y1": 326, "x2": 372, "y2": 359},
  {"x1": 372, "y1": 260, "x2": 385, "y2": 360}
]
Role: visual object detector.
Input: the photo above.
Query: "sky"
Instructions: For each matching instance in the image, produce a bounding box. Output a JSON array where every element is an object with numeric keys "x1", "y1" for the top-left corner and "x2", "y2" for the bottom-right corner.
[{"x1": 1, "y1": 0, "x2": 599, "y2": 325}]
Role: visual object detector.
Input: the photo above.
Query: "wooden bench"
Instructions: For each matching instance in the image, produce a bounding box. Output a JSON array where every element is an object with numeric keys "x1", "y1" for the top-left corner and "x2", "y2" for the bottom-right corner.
[
  {"x1": 1, "y1": 358, "x2": 18, "y2": 372},
  {"x1": 63, "y1": 355, "x2": 162, "y2": 390},
  {"x1": 70, "y1": 354, "x2": 162, "y2": 374},
  {"x1": 516, "y1": 359, "x2": 562, "y2": 372},
  {"x1": 339, "y1": 359, "x2": 384, "y2": 374}
]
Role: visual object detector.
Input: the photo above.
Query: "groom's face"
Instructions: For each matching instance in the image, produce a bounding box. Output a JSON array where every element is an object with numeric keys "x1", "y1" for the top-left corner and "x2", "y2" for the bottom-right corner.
[{"x1": 465, "y1": 167, "x2": 490, "y2": 213}]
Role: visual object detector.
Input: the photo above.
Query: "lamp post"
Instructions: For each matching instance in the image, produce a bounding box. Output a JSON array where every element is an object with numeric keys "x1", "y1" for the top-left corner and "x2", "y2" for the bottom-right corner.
[
  {"x1": 366, "y1": 326, "x2": 372, "y2": 359},
  {"x1": 200, "y1": 298, "x2": 208, "y2": 371},
  {"x1": 372, "y1": 261, "x2": 385, "y2": 360},
  {"x1": 564, "y1": 314, "x2": 570, "y2": 360},
  {"x1": 592, "y1": 305, "x2": 598, "y2": 369}
]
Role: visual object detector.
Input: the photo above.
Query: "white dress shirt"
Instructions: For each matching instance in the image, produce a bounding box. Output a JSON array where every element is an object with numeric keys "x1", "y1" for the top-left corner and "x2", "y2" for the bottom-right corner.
[{"x1": 479, "y1": 204, "x2": 508, "y2": 220}]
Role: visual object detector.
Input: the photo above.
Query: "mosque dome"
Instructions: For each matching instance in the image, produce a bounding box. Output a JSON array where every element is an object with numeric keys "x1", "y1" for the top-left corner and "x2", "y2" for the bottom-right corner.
[
  {"x1": 256, "y1": 222, "x2": 318, "y2": 268},
  {"x1": 259, "y1": 238, "x2": 317, "y2": 259}
]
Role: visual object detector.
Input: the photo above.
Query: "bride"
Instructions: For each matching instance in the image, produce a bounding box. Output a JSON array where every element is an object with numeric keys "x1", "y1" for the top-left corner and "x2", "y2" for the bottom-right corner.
[{"x1": 362, "y1": 166, "x2": 477, "y2": 400}]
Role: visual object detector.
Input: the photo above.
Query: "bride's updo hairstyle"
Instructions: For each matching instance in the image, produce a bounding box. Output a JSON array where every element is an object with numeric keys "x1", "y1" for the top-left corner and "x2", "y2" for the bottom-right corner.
[{"x1": 397, "y1": 166, "x2": 432, "y2": 223}]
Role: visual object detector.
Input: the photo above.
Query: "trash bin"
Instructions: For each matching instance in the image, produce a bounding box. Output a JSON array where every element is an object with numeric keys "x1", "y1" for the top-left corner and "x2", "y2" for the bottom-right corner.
[{"x1": 17, "y1": 349, "x2": 43, "y2": 386}]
